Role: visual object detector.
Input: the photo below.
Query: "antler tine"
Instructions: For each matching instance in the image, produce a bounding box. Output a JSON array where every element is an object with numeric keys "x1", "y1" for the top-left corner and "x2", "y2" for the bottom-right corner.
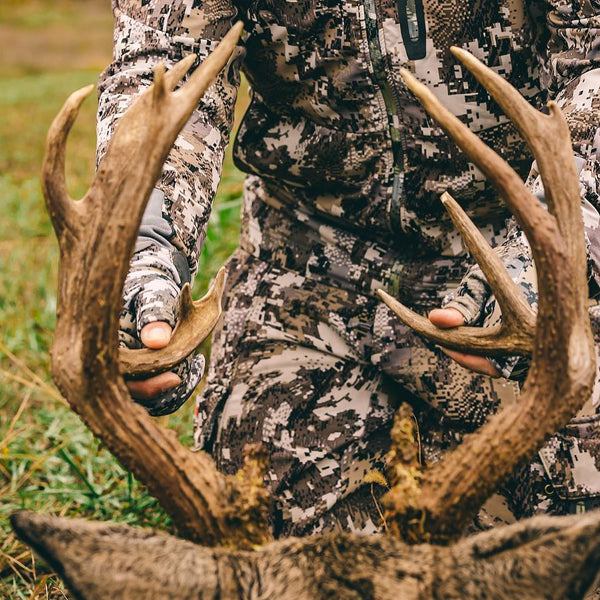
[
  {"x1": 152, "y1": 63, "x2": 168, "y2": 105},
  {"x1": 176, "y1": 21, "x2": 243, "y2": 106},
  {"x1": 378, "y1": 290, "x2": 532, "y2": 355},
  {"x1": 42, "y1": 84, "x2": 94, "y2": 239},
  {"x1": 449, "y1": 47, "x2": 542, "y2": 141},
  {"x1": 378, "y1": 188, "x2": 535, "y2": 356},
  {"x1": 451, "y1": 47, "x2": 579, "y2": 234},
  {"x1": 399, "y1": 67, "x2": 552, "y2": 244},
  {"x1": 120, "y1": 267, "x2": 226, "y2": 377},
  {"x1": 163, "y1": 53, "x2": 197, "y2": 92},
  {"x1": 451, "y1": 47, "x2": 585, "y2": 289},
  {"x1": 439, "y1": 192, "x2": 536, "y2": 328}
]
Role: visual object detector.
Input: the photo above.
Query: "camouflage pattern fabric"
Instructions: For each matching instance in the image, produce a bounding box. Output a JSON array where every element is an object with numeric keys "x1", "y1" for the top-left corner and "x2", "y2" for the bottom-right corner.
[
  {"x1": 193, "y1": 190, "x2": 600, "y2": 535},
  {"x1": 96, "y1": 0, "x2": 600, "y2": 532},
  {"x1": 193, "y1": 190, "x2": 519, "y2": 536},
  {"x1": 98, "y1": 1, "x2": 600, "y2": 279}
]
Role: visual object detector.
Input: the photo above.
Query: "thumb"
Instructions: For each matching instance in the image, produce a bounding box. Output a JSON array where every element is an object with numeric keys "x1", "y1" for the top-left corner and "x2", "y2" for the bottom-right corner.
[
  {"x1": 140, "y1": 321, "x2": 173, "y2": 349},
  {"x1": 133, "y1": 276, "x2": 179, "y2": 339},
  {"x1": 429, "y1": 307, "x2": 465, "y2": 329}
]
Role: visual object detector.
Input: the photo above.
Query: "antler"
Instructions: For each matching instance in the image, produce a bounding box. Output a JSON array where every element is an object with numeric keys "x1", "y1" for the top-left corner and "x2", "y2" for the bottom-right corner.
[
  {"x1": 43, "y1": 22, "x2": 271, "y2": 548},
  {"x1": 381, "y1": 48, "x2": 596, "y2": 541},
  {"x1": 119, "y1": 268, "x2": 226, "y2": 377},
  {"x1": 378, "y1": 190, "x2": 536, "y2": 356}
]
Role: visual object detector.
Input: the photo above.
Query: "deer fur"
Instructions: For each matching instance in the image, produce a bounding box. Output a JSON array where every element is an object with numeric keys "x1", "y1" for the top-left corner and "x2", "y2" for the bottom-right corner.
[{"x1": 11, "y1": 510, "x2": 600, "y2": 600}]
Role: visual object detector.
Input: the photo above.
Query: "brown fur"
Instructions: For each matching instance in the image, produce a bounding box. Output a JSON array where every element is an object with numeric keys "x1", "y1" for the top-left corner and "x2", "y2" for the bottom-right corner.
[{"x1": 11, "y1": 510, "x2": 600, "y2": 600}]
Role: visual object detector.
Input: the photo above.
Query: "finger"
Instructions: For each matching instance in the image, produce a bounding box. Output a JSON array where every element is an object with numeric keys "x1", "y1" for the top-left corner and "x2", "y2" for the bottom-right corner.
[
  {"x1": 140, "y1": 321, "x2": 173, "y2": 349},
  {"x1": 428, "y1": 307, "x2": 466, "y2": 329},
  {"x1": 143, "y1": 354, "x2": 206, "y2": 417},
  {"x1": 437, "y1": 346, "x2": 501, "y2": 378},
  {"x1": 126, "y1": 371, "x2": 182, "y2": 400}
]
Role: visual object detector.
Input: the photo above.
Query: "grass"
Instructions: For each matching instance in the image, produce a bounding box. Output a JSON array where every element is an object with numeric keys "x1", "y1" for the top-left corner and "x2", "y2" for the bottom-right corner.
[
  {"x1": 0, "y1": 2, "x2": 246, "y2": 597},
  {"x1": 0, "y1": 0, "x2": 112, "y2": 78}
]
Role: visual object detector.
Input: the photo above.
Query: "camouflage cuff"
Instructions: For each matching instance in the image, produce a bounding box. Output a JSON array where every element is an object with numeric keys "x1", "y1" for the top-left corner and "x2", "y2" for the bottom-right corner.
[
  {"x1": 488, "y1": 354, "x2": 529, "y2": 382},
  {"x1": 135, "y1": 188, "x2": 192, "y2": 286},
  {"x1": 133, "y1": 276, "x2": 179, "y2": 335},
  {"x1": 443, "y1": 295, "x2": 483, "y2": 326},
  {"x1": 441, "y1": 265, "x2": 491, "y2": 326},
  {"x1": 122, "y1": 243, "x2": 183, "y2": 337}
]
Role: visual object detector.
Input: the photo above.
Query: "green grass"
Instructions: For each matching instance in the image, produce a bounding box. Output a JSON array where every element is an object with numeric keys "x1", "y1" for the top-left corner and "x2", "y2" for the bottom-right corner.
[
  {"x1": 0, "y1": 8, "x2": 246, "y2": 596},
  {"x1": 0, "y1": 0, "x2": 112, "y2": 78}
]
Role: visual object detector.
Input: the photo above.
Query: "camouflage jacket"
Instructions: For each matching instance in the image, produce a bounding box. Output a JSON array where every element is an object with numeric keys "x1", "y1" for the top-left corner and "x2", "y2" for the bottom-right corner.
[
  {"x1": 97, "y1": 0, "x2": 600, "y2": 500},
  {"x1": 97, "y1": 0, "x2": 600, "y2": 405},
  {"x1": 98, "y1": 0, "x2": 600, "y2": 285}
]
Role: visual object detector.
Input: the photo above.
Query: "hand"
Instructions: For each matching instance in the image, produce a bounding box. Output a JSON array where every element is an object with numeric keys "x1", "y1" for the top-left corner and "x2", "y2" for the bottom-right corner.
[
  {"x1": 120, "y1": 242, "x2": 206, "y2": 416},
  {"x1": 125, "y1": 321, "x2": 182, "y2": 400},
  {"x1": 428, "y1": 308, "x2": 501, "y2": 378}
]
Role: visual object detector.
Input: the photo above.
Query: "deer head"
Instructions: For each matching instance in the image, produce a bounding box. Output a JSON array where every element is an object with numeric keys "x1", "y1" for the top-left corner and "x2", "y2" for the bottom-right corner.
[
  {"x1": 11, "y1": 510, "x2": 600, "y2": 599},
  {"x1": 11, "y1": 25, "x2": 599, "y2": 600}
]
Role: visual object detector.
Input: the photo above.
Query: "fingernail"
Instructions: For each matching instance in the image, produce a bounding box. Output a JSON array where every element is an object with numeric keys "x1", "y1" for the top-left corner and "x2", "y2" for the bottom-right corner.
[
  {"x1": 141, "y1": 323, "x2": 172, "y2": 348},
  {"x1": 144, "y1": 328, "x2": 167, "y2": 345}
]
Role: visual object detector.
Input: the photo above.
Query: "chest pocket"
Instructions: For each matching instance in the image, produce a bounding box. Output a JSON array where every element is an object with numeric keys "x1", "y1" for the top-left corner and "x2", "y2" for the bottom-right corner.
[{"x1": 398, "y1": 0, "x2": 427, "y2": 60}]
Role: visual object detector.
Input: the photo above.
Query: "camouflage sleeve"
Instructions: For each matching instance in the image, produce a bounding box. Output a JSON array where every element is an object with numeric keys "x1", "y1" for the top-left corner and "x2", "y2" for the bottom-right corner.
[
  {"x1": 98, "y1": 0, "x2": 243, "y2": 326},
  {"x1": 539, "y1": 0, "x2": 600, "y2": 288},
  {"x1": 445, "y1": 1, "x2": 600, "y2": 374},
  {"x1": 96, "y1": 0, "x2": 243, "y2": 413}
]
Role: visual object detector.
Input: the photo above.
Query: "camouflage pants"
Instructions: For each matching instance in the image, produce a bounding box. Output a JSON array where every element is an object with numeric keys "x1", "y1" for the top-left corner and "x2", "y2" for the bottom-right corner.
[{"x1": 194, "y1": 181, "x2": 600, "y2": 537}]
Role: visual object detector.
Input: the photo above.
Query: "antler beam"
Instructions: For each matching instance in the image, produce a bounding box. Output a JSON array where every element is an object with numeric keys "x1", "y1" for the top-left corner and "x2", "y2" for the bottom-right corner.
[
  {"x1": 43, "y1": 23, "x2": 271, "y2": 548},
  {"x1": 381, "y1": 48, "x2": 595, "y2": 542}
]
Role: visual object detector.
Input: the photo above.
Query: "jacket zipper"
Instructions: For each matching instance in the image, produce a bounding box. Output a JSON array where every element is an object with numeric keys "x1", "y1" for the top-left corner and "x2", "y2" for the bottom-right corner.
[{"x1": 363, "y1": 0, "x2": 407, "y2": 233}]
